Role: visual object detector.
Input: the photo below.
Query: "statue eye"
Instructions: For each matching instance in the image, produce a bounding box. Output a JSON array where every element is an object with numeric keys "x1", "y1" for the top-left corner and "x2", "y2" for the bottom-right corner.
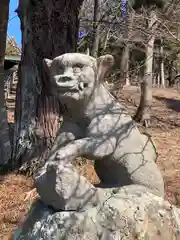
[
  {"x1": 72, "y1": 63, "x2": 83, "y2": 73},
  {"x1": 73, "y1": 63, "x2": 83, "y2": 68}
]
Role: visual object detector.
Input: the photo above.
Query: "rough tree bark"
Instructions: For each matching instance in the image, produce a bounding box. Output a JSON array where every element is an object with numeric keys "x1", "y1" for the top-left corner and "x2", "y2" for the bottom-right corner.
[
  {"x1": 0, "y1": 0, "x2": 11, "y2": 167},
  {"x1": 120, "y1": 11, "x2": 134, "y2": 86},
  {"x1": 91, "y1": 0, "x2": 101, "y2": 58},
  {"x1": 12, "y1": 0, "x2": 84, "y2": 175},
  {"x1": 120, "y1": 44, "x2": 130, "y2": 86},
  {"x1": 134, "y1": 11, "x2": 157, "y2": 127},
  {"x1": 167, "y1": 60, "x2": 173, "y2": 87}
]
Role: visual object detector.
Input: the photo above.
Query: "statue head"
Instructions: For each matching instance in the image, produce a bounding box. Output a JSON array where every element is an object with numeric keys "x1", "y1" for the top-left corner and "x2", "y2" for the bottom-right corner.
[{"x1": 43, "y1": 53, "x2": 114, "y2": 103}]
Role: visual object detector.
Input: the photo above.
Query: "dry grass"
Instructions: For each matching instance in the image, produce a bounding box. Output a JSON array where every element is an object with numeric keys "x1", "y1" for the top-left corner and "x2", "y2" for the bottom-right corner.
[{"x1": 1, "y1": 86, "x2": 180, "y2": 238}]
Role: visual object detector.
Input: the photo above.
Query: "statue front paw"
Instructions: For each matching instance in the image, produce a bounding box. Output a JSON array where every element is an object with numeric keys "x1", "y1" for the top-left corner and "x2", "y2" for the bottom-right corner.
[{"x1": 55, "y1": 145, "x2": 78, "y2": 164}]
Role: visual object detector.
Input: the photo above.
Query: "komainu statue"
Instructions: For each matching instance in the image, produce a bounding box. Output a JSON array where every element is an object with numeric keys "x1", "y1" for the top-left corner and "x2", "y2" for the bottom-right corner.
[{"x1": 34, "y1": 53, "x2": 164, "y2": 211}]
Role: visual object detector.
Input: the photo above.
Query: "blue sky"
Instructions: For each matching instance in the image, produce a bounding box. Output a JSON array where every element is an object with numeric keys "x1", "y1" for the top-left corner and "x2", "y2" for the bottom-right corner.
[{"x1": 8, "y1": 0, "x2": 21, "y2": 47}]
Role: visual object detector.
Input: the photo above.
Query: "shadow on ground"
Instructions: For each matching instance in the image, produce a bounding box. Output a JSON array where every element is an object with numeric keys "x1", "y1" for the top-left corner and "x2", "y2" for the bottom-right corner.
[{"x1": 154, "y1": 96, "x2": 180, "y2": 112}]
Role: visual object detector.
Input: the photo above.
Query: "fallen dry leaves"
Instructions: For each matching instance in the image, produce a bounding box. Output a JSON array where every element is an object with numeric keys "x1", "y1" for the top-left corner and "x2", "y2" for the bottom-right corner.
[{"x1": 0, "y1": 174, "x2": 33, "y2": 239}]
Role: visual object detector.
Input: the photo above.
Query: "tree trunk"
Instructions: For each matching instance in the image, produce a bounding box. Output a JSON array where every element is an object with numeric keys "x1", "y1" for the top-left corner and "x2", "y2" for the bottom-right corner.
[
  {"x1": 134, "y1": 11, "x2": 157, "y2": 127},
  {"x1": 12, "y1": 0, "x2": 84, "y2": 175},
  {"x1": 102, "y1": 28, "x2": 110, "y2": 53},
  {"x1": 160, "y1": 39, "x2": 165, "y2": 88},
  {"x1": 120, "y1": 44, "x2": 130, "y2": 86},
  {"x1": 157, "y1": 73, "x2": 160, "y2": 87},
  {"x1": 91, "y1": 0, "x2": 101, "y2": 58},
  {"x1": 0, "y1": 0, "x2": 11, "y2": 167},
  {"x1": 167, "y1": 60, "x2": 173, "y2": 87},
  {"x1": 119, "y1": 11, "x2": 135, "y2": 86}
]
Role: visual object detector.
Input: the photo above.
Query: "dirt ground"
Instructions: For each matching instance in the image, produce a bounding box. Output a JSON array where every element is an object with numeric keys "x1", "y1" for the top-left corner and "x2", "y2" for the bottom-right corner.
[{"x1": 1, "y1": 86, "x2": 180, "y2": 239}]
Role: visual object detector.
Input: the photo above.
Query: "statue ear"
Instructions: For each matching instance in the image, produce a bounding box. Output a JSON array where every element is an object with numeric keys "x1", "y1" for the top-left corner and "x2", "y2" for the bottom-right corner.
[
  {"x1": 97, "y1": 55, "x2": 114, "y2": 81},
  {"x1": 43, "y1": 58, "x2": 52, "y2": 69}
]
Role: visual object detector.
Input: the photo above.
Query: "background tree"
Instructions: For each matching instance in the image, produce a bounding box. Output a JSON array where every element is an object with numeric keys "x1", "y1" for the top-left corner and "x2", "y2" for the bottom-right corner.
[
  {"x1": 12, "y1": 0, "x2": 84, "y2": 174},
  {"x1": 132, "y1": 0, "x2": 165, "y2": 126},
  {"x1": 133, "y1": 9, "x2": 158, "y2": 126},
  {"x1": 119, "y1": 2, "x2": 135, "y2": 86},
  {"x1": 91, "y1": 0, "x2": 101, "y2": 57},
  {"x1": 159, "y1": 38, "x2": 165, "y2": 87}
]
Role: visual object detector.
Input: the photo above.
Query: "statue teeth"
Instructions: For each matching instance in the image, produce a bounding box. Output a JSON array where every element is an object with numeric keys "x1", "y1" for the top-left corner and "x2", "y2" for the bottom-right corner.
[{"x1": 79, "y1": 82, "x2": 84, "y2": 90}]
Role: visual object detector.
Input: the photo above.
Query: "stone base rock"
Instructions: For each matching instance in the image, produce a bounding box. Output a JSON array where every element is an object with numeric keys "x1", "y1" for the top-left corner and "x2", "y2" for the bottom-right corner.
[{"x1": 13, "y1": 187, "x2": 180, "y2": 240}]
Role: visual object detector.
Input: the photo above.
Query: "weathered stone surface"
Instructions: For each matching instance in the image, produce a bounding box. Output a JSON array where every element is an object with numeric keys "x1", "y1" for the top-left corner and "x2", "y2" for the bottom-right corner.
[
  {"x1": 13, "y1": 188, "x2": 180, "y2": 240},
  {"x1": 35, "y1": 160, "x2": 108, "y2": 211}
]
